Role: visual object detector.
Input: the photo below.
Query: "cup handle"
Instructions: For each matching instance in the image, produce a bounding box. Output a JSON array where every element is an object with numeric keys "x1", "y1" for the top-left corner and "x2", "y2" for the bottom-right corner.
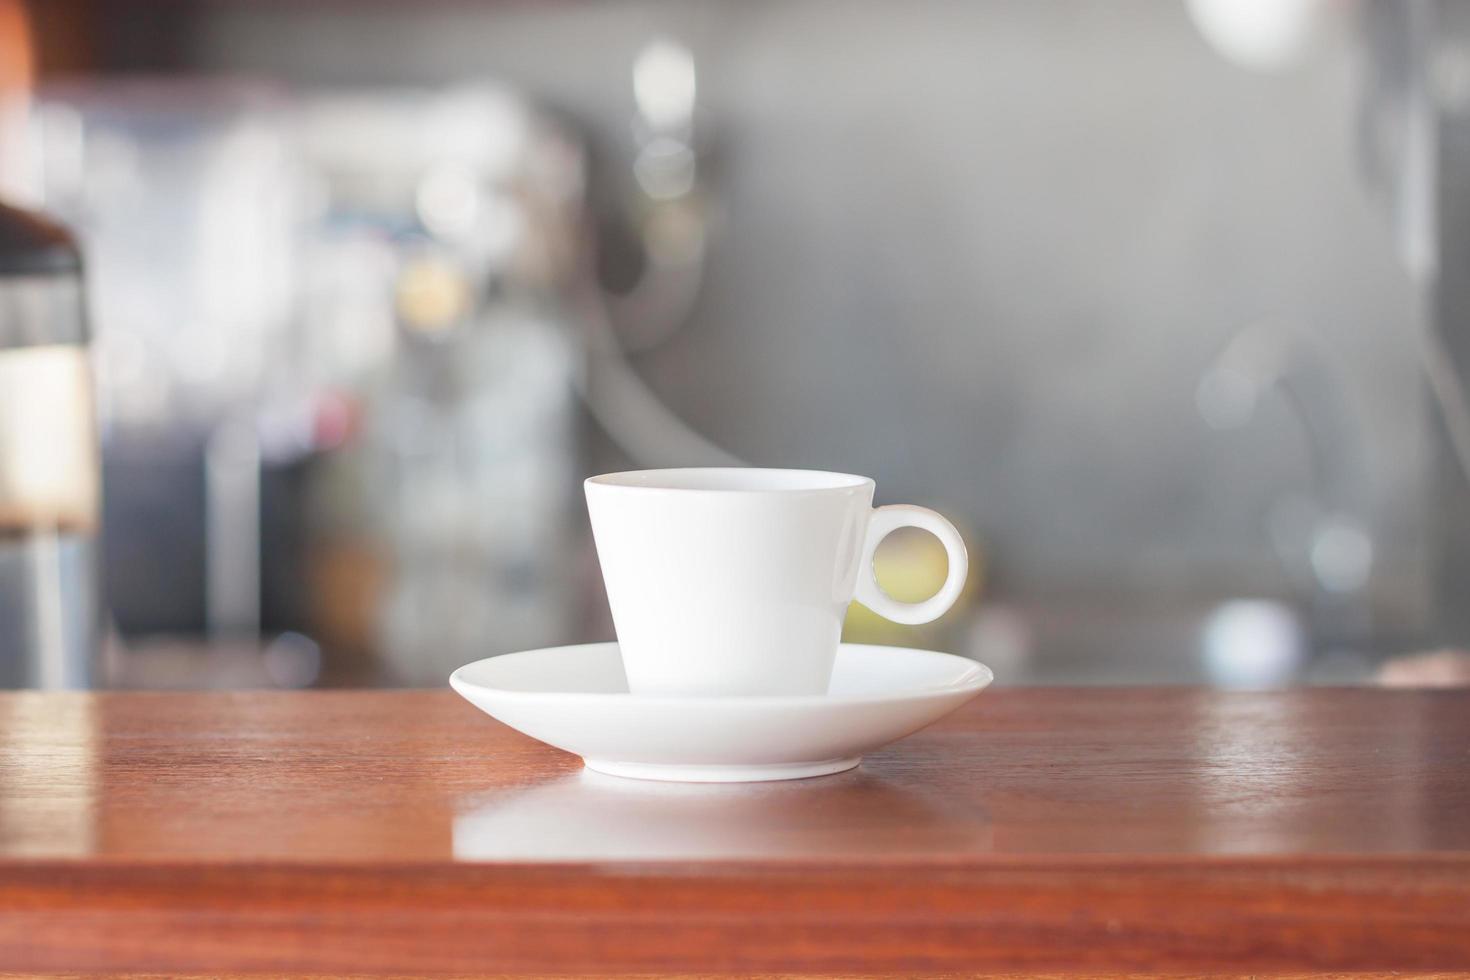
[{"x1": 854, "y1": 505, "x2": 969, "y2": 626}]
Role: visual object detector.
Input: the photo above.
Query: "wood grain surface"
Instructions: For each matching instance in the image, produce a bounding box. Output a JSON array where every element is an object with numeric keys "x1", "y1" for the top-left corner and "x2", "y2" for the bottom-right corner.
[{"x1": 0, "y1": 687, "x2": 1466, "y2": 974}]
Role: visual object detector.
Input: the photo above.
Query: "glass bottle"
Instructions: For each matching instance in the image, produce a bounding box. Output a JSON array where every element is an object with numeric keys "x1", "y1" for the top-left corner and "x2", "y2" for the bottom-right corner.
[{"x1": 0, "y1": 201, "x2": 100, "y2": 687}]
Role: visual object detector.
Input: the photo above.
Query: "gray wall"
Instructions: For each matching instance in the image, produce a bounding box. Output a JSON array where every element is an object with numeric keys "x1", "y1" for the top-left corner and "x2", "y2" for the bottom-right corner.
[{"x1": 198, "y1": 1, "x2": 1427, "y2": 618}]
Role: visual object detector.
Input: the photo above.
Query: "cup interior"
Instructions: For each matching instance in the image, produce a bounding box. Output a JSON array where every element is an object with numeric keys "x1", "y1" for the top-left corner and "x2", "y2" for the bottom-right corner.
[{"x1": 587, "y1": 468, "x2": 870, "y2": 493}]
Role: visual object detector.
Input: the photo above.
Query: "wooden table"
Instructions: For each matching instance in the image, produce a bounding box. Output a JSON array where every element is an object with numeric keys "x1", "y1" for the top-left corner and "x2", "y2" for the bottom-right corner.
[{"x1": 0, "y1": 688, "x2": 1467, "y2": 976}]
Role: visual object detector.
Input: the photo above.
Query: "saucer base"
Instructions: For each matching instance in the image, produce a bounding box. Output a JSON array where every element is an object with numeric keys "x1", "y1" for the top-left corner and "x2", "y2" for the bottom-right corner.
[
  {"x1": 583, "y1": 756, "x2": 861, "y2": 783},
  {"x1": 451, "y1": 642, "x2": 993, "y2": 786}
]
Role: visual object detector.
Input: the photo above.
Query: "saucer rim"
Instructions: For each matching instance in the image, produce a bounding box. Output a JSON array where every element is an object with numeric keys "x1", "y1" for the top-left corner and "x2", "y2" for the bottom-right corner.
[{"x1": 448, "y1": 641, "x2": 994, "y2": 708}]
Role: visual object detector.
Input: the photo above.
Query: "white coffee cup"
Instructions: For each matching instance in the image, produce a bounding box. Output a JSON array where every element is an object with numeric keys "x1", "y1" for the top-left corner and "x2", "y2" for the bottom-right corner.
[{"x1": 585, "y1": 468, "x2": 968, "y2": 696}]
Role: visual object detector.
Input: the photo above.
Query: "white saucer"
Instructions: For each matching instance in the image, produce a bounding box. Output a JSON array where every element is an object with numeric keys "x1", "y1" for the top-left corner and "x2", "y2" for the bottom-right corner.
[{"x1": 449, "y1": 642, "x2": 993, "y2": 782}]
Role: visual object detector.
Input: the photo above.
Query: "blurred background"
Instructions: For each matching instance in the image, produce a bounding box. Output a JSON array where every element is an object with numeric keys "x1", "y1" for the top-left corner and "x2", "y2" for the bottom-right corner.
[{"x1": 3, "y1": 0, "x2": 1468, "y2": 689}]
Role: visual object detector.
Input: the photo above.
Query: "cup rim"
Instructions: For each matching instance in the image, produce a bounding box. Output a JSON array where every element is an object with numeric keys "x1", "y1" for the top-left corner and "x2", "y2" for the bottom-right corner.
[{"x1": 586, "y1": 467, "x2": 874, "y2": 495}]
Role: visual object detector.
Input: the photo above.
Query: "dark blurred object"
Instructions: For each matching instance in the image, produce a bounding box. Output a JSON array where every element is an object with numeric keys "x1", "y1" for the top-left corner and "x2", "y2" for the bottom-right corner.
[
  {"x1": 1426, "y1": 0, "x2": 1470, "y2": 648},
  {"x1": 0, "y1": 201, "x2": 100, "y2": 687},
  {"x1": 24, "y1": 0, "x2": 197, "y2": 78},
  {"x1": 101, "y1": 438, "x2": 204, "y2": 634}
]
